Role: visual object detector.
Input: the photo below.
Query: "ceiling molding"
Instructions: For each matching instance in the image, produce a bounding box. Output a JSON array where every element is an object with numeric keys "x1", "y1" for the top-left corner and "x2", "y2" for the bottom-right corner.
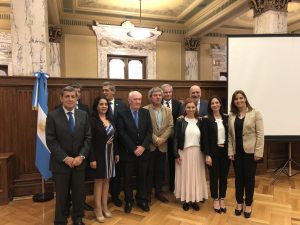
[{"x1": 185, "y1": 0, "x2": 249, "y2": 37}]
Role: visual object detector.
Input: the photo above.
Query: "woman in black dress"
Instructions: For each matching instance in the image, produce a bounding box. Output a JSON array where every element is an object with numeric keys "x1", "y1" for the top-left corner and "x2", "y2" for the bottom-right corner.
[
  {"x1": 202, "y1": 96, "x2": 229, "y2": 213},
  {"x1": 89, "y1": 96, "x2": 119, "y2": 223}
]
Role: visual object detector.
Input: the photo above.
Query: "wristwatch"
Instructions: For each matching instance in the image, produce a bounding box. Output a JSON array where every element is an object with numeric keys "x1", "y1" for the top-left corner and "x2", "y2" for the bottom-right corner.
[{"x1": 79, "y1": 155, "x2": 85, "y2": 160}]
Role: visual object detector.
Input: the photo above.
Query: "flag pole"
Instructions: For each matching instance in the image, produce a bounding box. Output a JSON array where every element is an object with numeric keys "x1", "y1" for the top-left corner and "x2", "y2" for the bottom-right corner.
[
  {"x1": 32, "y1": 178, "x2": 54, "y2": 202},
  {"x1": 32, "y1": 68, "x2": 54, "y2": 202}
]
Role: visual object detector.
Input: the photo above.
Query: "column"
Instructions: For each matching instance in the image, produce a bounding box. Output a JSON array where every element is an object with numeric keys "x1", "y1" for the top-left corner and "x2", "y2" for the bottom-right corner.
[
  {"x1": 184, "y1": 38, "x2": 199, "y2": 80},
  {"x1": 250, "y1": 0, "x2": 289, "y2": 34},
  {"x1": 48, "y1": 26, "x2": 62, "y2": 77},
  {"x1": 11, "y1": 0, "x2": 49, "y2": 75}
]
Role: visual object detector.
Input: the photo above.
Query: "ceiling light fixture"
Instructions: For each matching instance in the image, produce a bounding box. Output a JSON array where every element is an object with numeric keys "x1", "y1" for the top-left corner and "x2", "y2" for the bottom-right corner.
[{"x1": 127, "y1": 0, "x2": 154, "y2": 39}]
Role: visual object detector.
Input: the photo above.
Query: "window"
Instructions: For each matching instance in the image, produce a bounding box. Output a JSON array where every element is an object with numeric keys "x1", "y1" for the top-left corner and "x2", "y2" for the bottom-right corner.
[{"x1": 108, "y1": 55, "x2": 146, "y2": 79}]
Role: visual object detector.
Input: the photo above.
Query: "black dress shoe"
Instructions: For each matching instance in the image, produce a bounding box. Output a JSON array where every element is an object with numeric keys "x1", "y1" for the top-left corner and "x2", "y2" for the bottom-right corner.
[
  {"x1": 190, "y1": 202, "x2": 200, "y2": 211},
  {"x1": 182, "y1": 202, "x2": 189, "y2": 211},
  {"x1": 155, "y1": 193, "x2": 168, "y2": 203},
  {"x1": 73, "y1": 221, "x2": 85, "y2": 225},
  {"x1": 124, "y1": 202, "x2": 132, "y2": 213},
  {"x1": 83, "y1": 202, "x2": 94, "y2": 211},
  {"x1": 112, "y1": 197, "x2": 122, "y2": 207},
  {"x1": 137, "y1": 202, "x2": 150, "y2": 212}
]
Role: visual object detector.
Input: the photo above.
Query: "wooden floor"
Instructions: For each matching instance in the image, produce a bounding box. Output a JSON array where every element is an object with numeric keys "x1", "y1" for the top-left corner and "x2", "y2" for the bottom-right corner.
[{"x1": 1, "y1": 172, "x2": 300, "y2": 225}]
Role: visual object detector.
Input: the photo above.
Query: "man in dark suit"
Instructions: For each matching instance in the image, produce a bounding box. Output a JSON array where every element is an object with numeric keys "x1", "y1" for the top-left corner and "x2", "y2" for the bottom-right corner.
[
  {"x1": 116, "y1": 91, "x2": 152, "y2": 213},
  {"x1": 189, "y1": 85, "x2": 208, "y2": 117},
  {"x1": 161, "y1": 84, "x2": 182, "y2": 192},
  {"x1": 46, "y1": 86, "x2": 91, "y2": 225},
  {"x1": 102, "y1": 81, "x2": 126, "y2": 207}
]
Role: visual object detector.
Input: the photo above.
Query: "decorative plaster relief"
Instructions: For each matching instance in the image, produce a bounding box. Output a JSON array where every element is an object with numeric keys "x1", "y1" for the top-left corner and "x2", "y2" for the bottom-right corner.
[{"x1": 92, "y1": 21, "x2": 161, "y2": 79}]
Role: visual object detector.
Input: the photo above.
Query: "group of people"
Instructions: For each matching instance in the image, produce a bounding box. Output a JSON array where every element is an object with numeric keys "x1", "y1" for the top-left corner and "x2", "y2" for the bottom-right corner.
[{"x1": 45, "y1": 82, "x2": 264, "y2": 225}]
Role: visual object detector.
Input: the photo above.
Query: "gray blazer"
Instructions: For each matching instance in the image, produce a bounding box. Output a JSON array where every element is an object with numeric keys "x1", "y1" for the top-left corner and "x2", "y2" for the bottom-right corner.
[{"x1": 46, "y1": 107, "x2": 92, "y2": 173}]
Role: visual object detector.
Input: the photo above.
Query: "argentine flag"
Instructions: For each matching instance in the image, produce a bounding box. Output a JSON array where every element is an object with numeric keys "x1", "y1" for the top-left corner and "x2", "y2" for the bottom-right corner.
[{"x1": 32, "y1": 72, "x2": 52, "y2": 180}]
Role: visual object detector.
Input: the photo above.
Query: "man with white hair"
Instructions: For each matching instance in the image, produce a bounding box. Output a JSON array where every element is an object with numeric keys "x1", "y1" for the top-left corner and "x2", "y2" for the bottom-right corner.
[{"x1": 116, "y1": 91, "x2": 153, "y2": 213}]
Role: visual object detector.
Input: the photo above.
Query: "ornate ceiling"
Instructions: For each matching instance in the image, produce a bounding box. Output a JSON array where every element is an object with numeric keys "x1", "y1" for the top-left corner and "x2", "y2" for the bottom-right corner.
[{"x1": 1, "y1": 0, "x2": 300, "y2": 38}]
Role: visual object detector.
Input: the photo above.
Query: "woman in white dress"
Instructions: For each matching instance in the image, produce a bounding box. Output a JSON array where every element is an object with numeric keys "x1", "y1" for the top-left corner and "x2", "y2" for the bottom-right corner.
[{"x1": 173, "y1": 98, "x2": 208, "y2": 211}]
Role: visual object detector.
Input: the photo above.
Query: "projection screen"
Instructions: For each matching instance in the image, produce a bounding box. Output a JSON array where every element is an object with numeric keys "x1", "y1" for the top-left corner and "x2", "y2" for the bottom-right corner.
[{"x1": 228, "y1": 35, "x2": 300, "y2": 139}]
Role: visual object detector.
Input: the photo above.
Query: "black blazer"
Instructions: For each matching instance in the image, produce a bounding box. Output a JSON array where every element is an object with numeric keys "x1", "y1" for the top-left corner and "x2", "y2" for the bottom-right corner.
[
  {"x1": 108, "y1": 99, "x2": 126, "y2": 120},
  {"x1": 173, "y1": 117, "x2": 204, "y2": 159},
  {"x1": 202, "y1": 114, "x2": 228, "y2": 157},
  {"x1": 46, "y1": 106, "x2": 92, "y2": 173},
  {"x1": 89, "y1": 115, "x2": 118, "y2": 163},
  {"x1": 171, "y1": 99, "x2": 183, "y2": 123},
  {"x1": 78, "y1": 101, "x2": 90, "y2": 114},
  {"x1": 116, "y1": 107, "x2": 152, "y2": 160}
]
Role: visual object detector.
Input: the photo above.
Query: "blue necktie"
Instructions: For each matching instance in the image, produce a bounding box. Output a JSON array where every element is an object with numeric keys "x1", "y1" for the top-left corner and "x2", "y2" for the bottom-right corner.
[
  {"x1": 67, "y1": 112, "x2": 75, "y2": 133},
  {"x1": 133, "y1": 111, "x2": 138, "y2": 128}
]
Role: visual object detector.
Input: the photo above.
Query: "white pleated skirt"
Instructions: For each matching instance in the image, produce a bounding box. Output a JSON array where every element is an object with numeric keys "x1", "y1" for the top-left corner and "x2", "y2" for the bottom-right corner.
[{"x1": 174, "y1": 146, "x2": 208, "y2": 202}]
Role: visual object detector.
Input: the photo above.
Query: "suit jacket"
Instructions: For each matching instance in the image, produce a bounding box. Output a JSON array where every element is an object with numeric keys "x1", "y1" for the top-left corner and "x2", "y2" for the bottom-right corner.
[
  {"x1": 46, "y1": 106, "x2": 92, "y2": 173},
  {"x1": 199, "y1": 99, "x2": 208, "y2": 117},
  {"x1": 170, "y1": 99, "x2": 182, "y2": 123},
  {"x1": 228, "y1": 109, "x2": 264, "y2": 158},
  {"x1": 78, "y1": 101, "x2": 90, "y2": 114},
  {"x1": 202, "y1": 114, "x2": 228, "y2": 157},
  {"x1": 116, "y1": 107, "x2": 152, "y2": 161},
  {"x1": 143, "y1": 104, "x2": 173, "y2": 152},
  {"x1": 109, "y1": 99, "x2": 126, "y2": 121}
]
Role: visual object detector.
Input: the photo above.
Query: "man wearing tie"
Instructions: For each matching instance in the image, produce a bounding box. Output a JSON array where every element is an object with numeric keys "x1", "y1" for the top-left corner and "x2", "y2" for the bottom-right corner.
[
  {"x1": 46, "y1": 86, "x2": 91, "y2": 225},
  {"x1": 161, "y1": 84, "x2": 182, "y2": 192},
  {"x1": 144, "y1": 87, "x2": 173, "y2": 202},
  {"x1": 189, "y1": 85, "x2": 208, "y2": 117},
  {"x1": 102, "y1": 81, "x2": 126, "y2": 207},
  {"x1": 116, "y1": 91, "x2": 152, "y2": 213}
]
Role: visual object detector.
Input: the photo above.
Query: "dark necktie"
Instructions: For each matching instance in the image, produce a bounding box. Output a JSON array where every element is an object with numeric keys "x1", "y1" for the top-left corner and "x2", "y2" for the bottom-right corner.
[
  {"x1": 67, "y1": 111, "x2": 75, "y2": 133},
  {"x1": 133, "y1": 111, "x2": 138, "y2": 128},
  {"x1": 166, "y1": 100, "x2": 170, "y2": 108}
]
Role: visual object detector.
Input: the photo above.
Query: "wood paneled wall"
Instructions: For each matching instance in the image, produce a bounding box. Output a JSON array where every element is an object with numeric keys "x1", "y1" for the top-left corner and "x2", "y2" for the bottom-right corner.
[{"x1": 0, "y1": 77, "x2": 298, "y2": 197}]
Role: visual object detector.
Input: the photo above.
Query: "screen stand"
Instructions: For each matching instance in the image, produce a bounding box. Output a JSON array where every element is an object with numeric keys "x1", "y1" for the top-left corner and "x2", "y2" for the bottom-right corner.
[{"x1": 271, "y1": 142, "x2": 300, "y2": 184}]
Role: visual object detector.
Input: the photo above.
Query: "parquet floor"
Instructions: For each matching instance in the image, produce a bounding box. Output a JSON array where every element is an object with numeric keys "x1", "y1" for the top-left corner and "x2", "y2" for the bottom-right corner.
[{"x1": 1, "y1": 172, "x2": 300, "y2": 225}]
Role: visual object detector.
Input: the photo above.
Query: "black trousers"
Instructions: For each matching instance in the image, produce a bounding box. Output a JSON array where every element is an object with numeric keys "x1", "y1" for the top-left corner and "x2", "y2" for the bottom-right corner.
[
  {"x1": 109, "y1": 161, "x2": 122, "y2": 199},
  {"x1": 233, "y1": 149, "x2": 257, "y2": 206},
  {"x1": 147, "y1": 148, "x2": 166, "y2": 195},
  {"x1": 207, "y1": 147, "x2": 230, "y2": 199},
  {"x1": 167, "y1": 138, "x2": 175, "y2": 192},
  {"x1": 53, "y1": 169, "x2": 85, "y2": 225},
  {"x1": 123, "y1": 155, "x2": 149, "y2": 204}
]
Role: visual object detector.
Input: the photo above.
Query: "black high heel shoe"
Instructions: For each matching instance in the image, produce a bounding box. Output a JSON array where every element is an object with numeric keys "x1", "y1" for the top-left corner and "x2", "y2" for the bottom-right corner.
[
  {"x1": 213, "y1": 199, "x2": 221, "y2": 214},
  {"x1": 234, "y1": 208, "x2": 243, "y2": 216},
  {"x1": 234, "y1": 203, "x2": 243, "y2": 216},
  {"x1": 244, "y1": 206, "x2": 252, "y2": 218},
  {"x1": 219, "y1": 198, "x2": 227, "y2": 213}
]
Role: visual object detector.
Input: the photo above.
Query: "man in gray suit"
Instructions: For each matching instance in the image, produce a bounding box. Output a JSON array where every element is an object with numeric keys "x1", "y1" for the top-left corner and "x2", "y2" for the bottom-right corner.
[
  {"x1": 46, "y1": 86, "x2": 91, "y2": 225},
  {"x1": 189, "y1": 85, "x2": 208, "y2": 117}
]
